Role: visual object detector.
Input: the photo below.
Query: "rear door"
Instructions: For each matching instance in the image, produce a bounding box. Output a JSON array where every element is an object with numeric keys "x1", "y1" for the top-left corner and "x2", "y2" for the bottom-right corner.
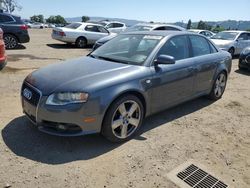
[
  {"x1": 150, "y1": 35, "x2": 196, "y2": 113},
  {"x1": 84, "y1": 25, "x2": 109, "y2": 44},
  {"x1": 189, "y1": 35, "x2": 219, "y2": 94}
]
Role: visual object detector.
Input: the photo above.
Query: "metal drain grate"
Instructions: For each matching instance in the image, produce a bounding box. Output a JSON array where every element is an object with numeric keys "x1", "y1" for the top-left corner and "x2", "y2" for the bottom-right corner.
[{"x1": 177, "y1": 164, "x2": 228, "y2": 188}]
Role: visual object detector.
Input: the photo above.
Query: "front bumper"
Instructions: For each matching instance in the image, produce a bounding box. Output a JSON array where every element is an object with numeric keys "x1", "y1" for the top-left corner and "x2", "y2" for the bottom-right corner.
[
  {"x1": 21, "y1": 82, "x2": 102, "y2": 136},
  {"x1": 0, "y1": 56, "x2": 7, "y2": 70},
  {"x1": 239, "y1": 54, "x2": 250, "y2": 70}
]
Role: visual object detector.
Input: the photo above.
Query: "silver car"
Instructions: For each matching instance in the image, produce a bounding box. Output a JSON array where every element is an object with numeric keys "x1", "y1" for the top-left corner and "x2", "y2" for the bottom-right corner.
[
  {"x1": 188, "y1": 29, "x2": 215, "y2": 38},
  {"x1": 21, "y1": 31, "x2": 231, "y2": 142},
  {"x1": 93, "y1": 23, "x2": 186, "y2": 50},
  {"x1": 211, "y1": 30, "x2": 250, "y2": 56},
  {"x1": 52, "y1": 22, "x2": 115, "y2": 48}
]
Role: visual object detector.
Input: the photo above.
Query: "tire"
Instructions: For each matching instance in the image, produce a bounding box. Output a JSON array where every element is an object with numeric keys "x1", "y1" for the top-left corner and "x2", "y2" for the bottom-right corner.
[
  {"x1": 102, "y1": 95, "x2": 144, "y2": 142},
  {"x1": 4, "y1": 34, "x2": 18, "y2": 49},
  {"x1": 207, "y1": 72, "x2": 227, "y2": 100},
  {"x1": 75, "y1": 37, "x2": 87, "y2": 48},
  {"x1": 228, "y1": 47, "x2": 235, "y2": 57}
]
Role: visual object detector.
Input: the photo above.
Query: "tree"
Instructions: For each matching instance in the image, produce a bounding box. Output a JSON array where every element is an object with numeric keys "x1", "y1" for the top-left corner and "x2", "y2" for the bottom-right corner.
[
  {"x1": 212, "y1": 25, "x2": 225, "y2": 33},
  {"x1": 197, "y1": 20, "x2": 212, "y2": 30},
  {"x1": 46, "y1": 15, "x2": 67, "y2": 24},
  {"x1": 197, "y1": 20, "x2": 206, "y2": 29},
  {"x1": 1, "y1": 0, "x2": 22, "y2": 13},
  {"x1": 81, "y1": 16, "x2": 90, "y2": 22},
  {"x1": 186, "y1": 19, "x2": 192, "y2": 29},
  {"x1": 30, "y1": 15, "x2": 44, "y2": 23}
]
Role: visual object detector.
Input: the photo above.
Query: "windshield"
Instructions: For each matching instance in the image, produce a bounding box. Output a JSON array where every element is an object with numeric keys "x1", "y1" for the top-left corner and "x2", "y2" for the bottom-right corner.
[
  {"x1": 65, "y1": 23, "x2": 82, "y2": 29},
  {"x1": 125, "y1": 25, "x2": 153, "y2": 32},
  {"x1": 211, "y1": 32, "x2": 238, "y2": 40},
  {"x1": 91, "y1": 34, "x2": 163, "y2": 66}
]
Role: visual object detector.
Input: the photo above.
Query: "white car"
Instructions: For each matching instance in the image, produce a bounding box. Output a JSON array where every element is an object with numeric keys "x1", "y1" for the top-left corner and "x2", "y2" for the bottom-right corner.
[
  {"x1": 30, "y1": 22, "x2": 45, "y2": 29},
  {"x1": 100, "y1": 21, "x2": 127, "y2": 33},
  {"x1": 52, "y1": 22, "x2": 114, "y2": 48},
  {"x1": 188, "y1": 29, "x2": 215, "y2": 38},
  {"x1": 211, "y1": 30, "x2": 250, "y2": 56}
]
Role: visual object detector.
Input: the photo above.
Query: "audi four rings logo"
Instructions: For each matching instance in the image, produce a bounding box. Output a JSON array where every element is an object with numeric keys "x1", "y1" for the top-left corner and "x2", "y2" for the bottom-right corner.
[{"x1": 23, "y1": 88, "x2": 32, "y2": 100}]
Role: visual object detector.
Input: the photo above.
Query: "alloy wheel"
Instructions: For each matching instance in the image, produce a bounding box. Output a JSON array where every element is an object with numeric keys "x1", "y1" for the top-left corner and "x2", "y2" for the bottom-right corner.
[
  {"x1": 4, "y1": 35, "x2": 17, "y2": 49},
  {"x1": 111, "y1": 100, "x2": 141, "y2": 139},
  {"x1": 214, "y1": 73, "x2": 226, "y2": 98}
]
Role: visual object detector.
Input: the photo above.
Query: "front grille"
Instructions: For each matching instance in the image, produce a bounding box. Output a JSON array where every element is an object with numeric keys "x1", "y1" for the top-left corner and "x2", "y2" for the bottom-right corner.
[{"x1": 21, "y1": 82, "x2": 41, "y2": 106}]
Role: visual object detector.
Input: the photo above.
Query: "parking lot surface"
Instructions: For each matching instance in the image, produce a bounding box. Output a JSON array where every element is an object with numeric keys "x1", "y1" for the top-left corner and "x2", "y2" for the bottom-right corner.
[{"x1": 0, "y1": 29, "x2": 250, "y2": 188}]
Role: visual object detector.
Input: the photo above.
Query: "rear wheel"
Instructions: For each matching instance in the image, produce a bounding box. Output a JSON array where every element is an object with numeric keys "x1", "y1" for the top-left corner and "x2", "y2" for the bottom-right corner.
[
  {"x1": 4, "y1": 34, "x2": 18, "y2": 49},
  {"x1": 102, "y1": 95, "x2": 144, "y2": 142},
  {"x1": 75, "y1": 37, "x2": 87, "y2": 48},
  {"x1": 208, "y1": 72, "x2": 227, "y2": 100}
]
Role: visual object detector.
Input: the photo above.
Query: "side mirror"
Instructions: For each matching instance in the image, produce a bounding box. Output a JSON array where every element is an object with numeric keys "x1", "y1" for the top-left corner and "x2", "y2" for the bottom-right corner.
[{"x1": 154, "y1": 55, "x2": 175, "y2": 66}]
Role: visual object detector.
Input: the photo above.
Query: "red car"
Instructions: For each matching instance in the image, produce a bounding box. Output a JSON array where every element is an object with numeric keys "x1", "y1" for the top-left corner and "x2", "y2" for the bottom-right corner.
[{"x1": 0, "y1": 28, "x2": 7, "y2": 70}]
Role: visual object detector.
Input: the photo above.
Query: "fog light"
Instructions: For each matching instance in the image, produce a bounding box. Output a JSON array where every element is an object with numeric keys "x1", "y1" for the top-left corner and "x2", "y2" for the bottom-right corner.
[{"x1": 58, "y1": 124, "x2": 67, "y2": 130}]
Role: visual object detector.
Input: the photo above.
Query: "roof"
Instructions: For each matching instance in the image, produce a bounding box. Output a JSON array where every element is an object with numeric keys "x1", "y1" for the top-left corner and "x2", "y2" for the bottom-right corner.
[
  {"x1": 134, "y1": 23, "x2": 186, "y2": 31},
  {"x1": 121, "y1": 30, "x2": 192, "y2": 37},
  {"x1": 222, "y1": 30, "x2": 250, "y2": 33},
  {"x1": 73, "y1": 22, "x2": 104, "y2": 27}
]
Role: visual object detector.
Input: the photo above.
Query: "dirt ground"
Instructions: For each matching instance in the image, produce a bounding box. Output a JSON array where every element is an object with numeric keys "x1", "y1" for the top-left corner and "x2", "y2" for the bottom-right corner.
[{"x1": 0, "y1": 29, "x2": 249, "y2": 188}]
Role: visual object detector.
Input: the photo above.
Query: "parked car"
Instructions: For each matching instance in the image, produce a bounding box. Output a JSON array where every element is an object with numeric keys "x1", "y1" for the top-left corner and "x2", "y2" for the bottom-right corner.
[
  {"x1": 52, "y1": 22, "x2": 114, "y2": 48},
  {"x1": 92, "y1": 23, "x2": 186, "y2": 50},
  {"x1": 239, "y1": 46, "x2": 250, "y2": 70},
  {"x1": 211, "y1": 30, "x2": 250, "y2": 56},
  {"x1": 21, "y1": 31, "x2": 232, "y2": 142},
  {"x1": 0, "y1": 28, "x2": 7, "y2": 70},
  {"x1": 188, "y1": 29, "x2": 215, "y2": 38},
  {"x1": 29, "y1": 22, "x2": 45, "y2": 29},
  {"x1": 99, "y1": 21, "x2": 127, "y2": 33},
  {"x1": 0, "y1": 12, "x2": 30, "y2": 49}
]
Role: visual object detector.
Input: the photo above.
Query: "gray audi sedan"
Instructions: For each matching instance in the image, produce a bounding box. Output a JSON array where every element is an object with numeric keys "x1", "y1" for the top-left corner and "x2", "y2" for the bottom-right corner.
[{"x1": 21, "y1": 31, "x2": 232, "y2": 142}]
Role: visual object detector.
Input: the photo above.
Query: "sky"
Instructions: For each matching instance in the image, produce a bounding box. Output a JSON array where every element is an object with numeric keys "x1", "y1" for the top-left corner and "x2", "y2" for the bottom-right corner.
[{"x1": 14, "y1": 0, "x2": 250, "y2": 22}]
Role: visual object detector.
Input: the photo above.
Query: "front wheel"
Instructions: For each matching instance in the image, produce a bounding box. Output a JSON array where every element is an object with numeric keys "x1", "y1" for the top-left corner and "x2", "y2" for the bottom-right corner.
[
  {"x1": 208, "y1": 72, "x2": 227, "y2": 100},
  {"x1": 228, "y1": 47, "x2": 235, "y2": 57},
  {"x1": 102, "y1": 95, "x2": 144, "y2": 142}
]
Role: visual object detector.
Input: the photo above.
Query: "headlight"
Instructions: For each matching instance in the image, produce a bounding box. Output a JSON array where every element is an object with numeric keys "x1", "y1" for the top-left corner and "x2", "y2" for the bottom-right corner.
[
  {"x1": 242, "y1": 48, "x2": 250, "y2": 55},
  {"x1": 46, "y1": 92, "x2": 89, "y2": 105}
]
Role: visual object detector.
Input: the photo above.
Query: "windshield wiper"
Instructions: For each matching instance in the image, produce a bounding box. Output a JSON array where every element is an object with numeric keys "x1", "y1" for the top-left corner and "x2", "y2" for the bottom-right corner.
[{"x1": 96, "y1": 56, "x2": 130, "y2": 64}]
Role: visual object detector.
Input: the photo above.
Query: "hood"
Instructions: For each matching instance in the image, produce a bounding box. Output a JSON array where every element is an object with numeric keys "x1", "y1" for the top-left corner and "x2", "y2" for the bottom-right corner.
[
  {"x1": 26, "y1": 57, "x2": 146, "y2": 95},
  {"x1": 97, "y1": 33, "x2": 117, "y2": 43},
  {"x1": 211, "y1": 39, "x2": 233, "y2": 46}
]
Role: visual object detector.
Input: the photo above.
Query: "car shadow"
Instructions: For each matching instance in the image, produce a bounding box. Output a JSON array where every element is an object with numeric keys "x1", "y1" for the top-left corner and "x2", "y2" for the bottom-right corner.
[
  {"x1": 6, "y1": 44, "x2": 26, "y2": 50},
  {"x1": 235, "y1": 69, "x2": 250, "y2": 76},
  {"x1": 47, "y1": 43, "x2": 93, "y2": 50},
  {"x1": 2, "y1": 97, "x2": 214, "y2": 165}
]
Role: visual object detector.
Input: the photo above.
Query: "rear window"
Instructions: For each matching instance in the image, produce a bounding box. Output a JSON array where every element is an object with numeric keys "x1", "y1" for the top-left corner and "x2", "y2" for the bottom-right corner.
[
  {"x1": 0, "y1": 15, "x2": 14, "y2": 23},
  {"x1": 65, "y1": 23, "x2": 81, "y2": 29}
]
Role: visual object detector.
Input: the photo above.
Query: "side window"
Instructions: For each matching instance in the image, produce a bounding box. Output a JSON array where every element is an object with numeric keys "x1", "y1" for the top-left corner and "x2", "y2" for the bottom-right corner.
[
  {"x1": 157, "y1": 35, "x2": 190, "y2": 61},
  {"x1": 85, "y1": 25, "x2": 99, "y2": 32},
  {"x1": 208, "y1": 41, "x2": 218, "y2": 53},
  {"x1": 165, "y1": 26, "x2": 180, "y2": 31},
  {"x1": 247, "y1": 33, "x2": 250, "y2": 40},
  {"x1": 0, "y1": 15, "x2": 14, "y2": 23},
  {"x1": 97, "y1": 26, "x2": 109, "y2": 33},
  {"x1": 113, "y1": 23, "x2": 123, "y2": 28},
  {"x1": 189, "y1": 36, "x2": 211, "y2": 57},
  {"x1": 238, "y1": 33, "x2": 248, "y2": 40},
  {"x1": 106, "y1": 23, "x2": 114, "y2": 29},
  {"x1": 154, "y1": 27, "x2": 166, "y2": 31}
]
